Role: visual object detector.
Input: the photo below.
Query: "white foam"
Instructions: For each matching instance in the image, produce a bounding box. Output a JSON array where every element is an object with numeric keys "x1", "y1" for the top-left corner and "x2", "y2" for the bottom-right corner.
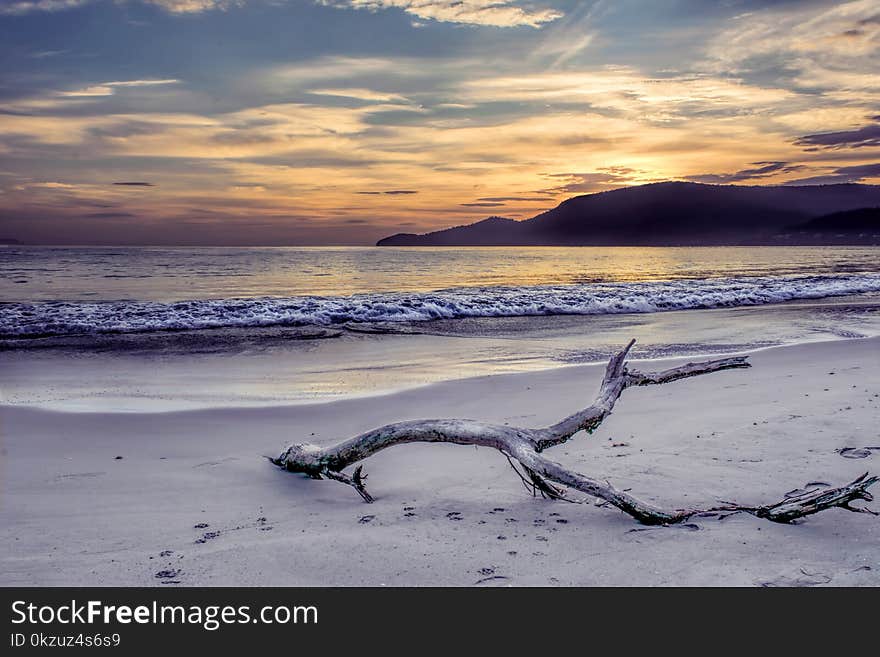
[{"x1": 3, "y1": 274, "x2": 880, "y2": 338}]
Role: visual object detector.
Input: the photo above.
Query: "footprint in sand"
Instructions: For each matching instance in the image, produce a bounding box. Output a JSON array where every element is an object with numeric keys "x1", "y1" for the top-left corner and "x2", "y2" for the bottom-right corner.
[
  {"x1": 195, "y1": 531, "x2": 220, "y2": 544},
  {"x1": 192, "y1": 515, "x2": 275, "y2": 544},
  {"x1": 759, "y1": 568, "x2": 832, "y2": 587},
  {"x1": 473, "y1": 567, "x2": 509, "y2": 586},
  {"x1": 154, "y1": 568, "x2": 181, "y2": 584},
  {"x1": 836, "y1": 446, "x2": 880, "y2": 459}
]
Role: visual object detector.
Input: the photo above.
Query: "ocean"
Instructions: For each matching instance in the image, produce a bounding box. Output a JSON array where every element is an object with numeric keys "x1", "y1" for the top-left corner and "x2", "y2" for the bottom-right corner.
[
  {"x1": 2, "y1": 245, "x2": 880, "y2": 338},
  {"x1": 2, "y1": 245, "x2": 879, "y2": 410}
]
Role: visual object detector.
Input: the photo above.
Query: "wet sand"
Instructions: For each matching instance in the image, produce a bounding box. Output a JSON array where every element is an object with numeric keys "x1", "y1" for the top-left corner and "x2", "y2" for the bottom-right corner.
[{"x1": 2, "y1": 294, "x2": 878, "y2": 412}]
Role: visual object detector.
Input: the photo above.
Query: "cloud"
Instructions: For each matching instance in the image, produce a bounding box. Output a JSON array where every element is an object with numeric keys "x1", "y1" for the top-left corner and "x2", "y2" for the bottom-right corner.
[
  {"x1": 832, "y1": 162, "x2": 880, "y2": 179},
  {"x1": 0, "y1": 0, "x2": 239, "y2": 15},
  {"x1": 529, "y1": 1, "x2": 603, "y2": 67},
  {"x1": 113, "y1": 181, "x2": 155, "y2": 186},
  {"x1": 782, "y1": 175, "x2": 854, "y2": 186},
  {"x1": 57, "y1": 86, "x2": 116, "y2": 98},
  {"x1": 145, "y1": 1, "x2": 237, "y2": 12},
  {"x1": 459, "y1": 67, "x2": 794, "y2": 121},
  {"x1": 104, "y1": 79, "x2": 182, "y2": 88},
  {"x1": 476, "y1": 196, "x2": 551, "y2": 202},
  {"x1": 706, "y1": 0, "x2": 880, "y2": 64},
  {"x1": 0, "y1": 0, "x2": 89, "y2": 14},
  {"x1": 319, "y1": 1, "x2": 563, "y2": 28},
  {"x1": 794, "y1": 119, "x2": 880, "y2": 150},
  {"x1": 784, "y1": 162, "x2": 880, "y2": 185},
  {"x1": 4, "y1": 3, "x2": 879, "y2": 244},
  {"x1": 540, "y1": 168, "x2": 647, "y2": 194},
  {"x1": 57, "y1": 79, "x2": 180, "y2": 98},
  {"x1": 270, "y1": 56, "x2": 400, "y2": 85},
  {"x1": 30, "y1": 49, "x2": 69, "y2": 58},
  {"x1": 702, "y1": 0, "x2": 880, "y2": 104},
  {"x1": 308, "y1": 88, "x2": 410, "y2": 103},
  {"x1": 29, "y1": 181, "x2": 77, "y2": 189},
  {"x1": 686, "y1": 161, "x2": 805, "y2": 184},
  {"x1": 356, "y1": 190, "x2": 418, "y2": 195}
]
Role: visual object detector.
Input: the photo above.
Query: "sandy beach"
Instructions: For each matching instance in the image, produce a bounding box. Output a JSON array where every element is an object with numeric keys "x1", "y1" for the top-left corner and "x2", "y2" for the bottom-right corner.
[{"x1": 1, "y1": 336, "x2": 878, "y2": 587}]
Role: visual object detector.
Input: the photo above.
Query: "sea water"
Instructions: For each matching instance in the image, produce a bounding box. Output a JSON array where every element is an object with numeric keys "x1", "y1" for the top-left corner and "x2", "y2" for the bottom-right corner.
[{"x1": 1, "y1": 245, "x2": 878, "y2": 410}]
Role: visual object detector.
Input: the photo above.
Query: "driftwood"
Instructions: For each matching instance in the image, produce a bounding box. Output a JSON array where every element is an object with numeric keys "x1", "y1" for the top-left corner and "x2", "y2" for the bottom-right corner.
[{"x1": 271, "y1": 339, "x2": 877, "y2": 525}]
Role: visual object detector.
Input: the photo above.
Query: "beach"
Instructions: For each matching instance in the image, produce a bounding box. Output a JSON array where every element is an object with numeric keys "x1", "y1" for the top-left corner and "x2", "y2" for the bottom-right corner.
[
  {"x1": 2, "y1": 336, "x2": 878, "y2": 587},
  {"x1": 3, "y1": 0, "x2": 880, "y2": 632}
]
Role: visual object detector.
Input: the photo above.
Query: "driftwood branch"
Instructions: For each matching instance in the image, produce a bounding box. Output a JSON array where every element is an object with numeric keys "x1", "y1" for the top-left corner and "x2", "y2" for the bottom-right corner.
[{"x1": 271, "y1": 339, "x2": 877, "y2": 525}]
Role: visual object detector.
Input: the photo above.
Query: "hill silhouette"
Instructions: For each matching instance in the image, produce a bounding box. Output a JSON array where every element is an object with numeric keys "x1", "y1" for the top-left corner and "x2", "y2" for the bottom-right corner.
[
  {"x1": 786, "y1": 207, "x2": 880, "y2": 232},
  {"x1": 377, "y1": 182, "x2": 880, "y2": 246}
]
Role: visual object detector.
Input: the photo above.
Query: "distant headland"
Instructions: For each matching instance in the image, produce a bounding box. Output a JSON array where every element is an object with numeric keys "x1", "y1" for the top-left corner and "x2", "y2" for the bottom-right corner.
[{"x1": 377, "y1": 182, "x2": 880, "y2": 246}]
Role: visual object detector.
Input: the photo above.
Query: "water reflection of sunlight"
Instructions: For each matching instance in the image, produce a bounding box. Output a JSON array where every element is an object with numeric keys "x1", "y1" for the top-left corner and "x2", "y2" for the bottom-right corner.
[{"x1": 4, "y1": 245, "x2": 878, "y2": 303}]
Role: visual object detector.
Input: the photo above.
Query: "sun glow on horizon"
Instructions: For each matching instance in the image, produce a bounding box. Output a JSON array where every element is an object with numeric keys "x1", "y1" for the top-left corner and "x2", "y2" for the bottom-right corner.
[{"x1": 1, "y1": 0, "x2": 878, "y2": 244}]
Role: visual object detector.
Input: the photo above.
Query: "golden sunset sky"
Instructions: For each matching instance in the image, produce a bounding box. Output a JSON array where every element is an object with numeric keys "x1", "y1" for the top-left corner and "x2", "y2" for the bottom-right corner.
[{"x1": 1, "y1": 0, "x2": 879, "y2": 244}]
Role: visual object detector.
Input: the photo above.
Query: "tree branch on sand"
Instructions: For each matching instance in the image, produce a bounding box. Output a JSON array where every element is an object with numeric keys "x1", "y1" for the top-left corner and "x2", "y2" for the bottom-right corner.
[{"x1": 270, "y1": 339, "x2": 877, "y2": 525}]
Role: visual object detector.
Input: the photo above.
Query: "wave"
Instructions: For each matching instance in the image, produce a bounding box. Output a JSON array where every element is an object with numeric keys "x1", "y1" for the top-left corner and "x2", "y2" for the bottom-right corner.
[{"x1": 3, "y1": 274, "x2": 880, "y2": 339}]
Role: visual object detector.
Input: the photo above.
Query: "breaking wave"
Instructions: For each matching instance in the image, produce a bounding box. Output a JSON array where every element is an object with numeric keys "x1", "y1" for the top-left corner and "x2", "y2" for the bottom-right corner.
[{"x1": 3, "y1": 274, "x2": 880, "y2": 339}]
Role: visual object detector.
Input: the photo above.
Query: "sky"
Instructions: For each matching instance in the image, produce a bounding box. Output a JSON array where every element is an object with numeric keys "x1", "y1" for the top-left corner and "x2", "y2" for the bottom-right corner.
[{"x1": 0, "y1": 0, "x2": 878, "y2": 245}]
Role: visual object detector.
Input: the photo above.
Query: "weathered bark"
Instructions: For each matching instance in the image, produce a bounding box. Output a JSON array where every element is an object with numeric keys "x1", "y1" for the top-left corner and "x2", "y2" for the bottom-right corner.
[{"x1": 271, "y1": 339, "x2": 877, "y2": 525}]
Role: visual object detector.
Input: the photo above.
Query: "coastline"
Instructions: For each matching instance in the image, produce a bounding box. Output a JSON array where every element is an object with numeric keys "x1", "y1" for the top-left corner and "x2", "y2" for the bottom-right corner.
[
  {"x1": 2, "y1": 336, "x2": 878, "y2": 586},
  {"x1": 3, "y1": 293, "x2": 879, "y2": 413}
]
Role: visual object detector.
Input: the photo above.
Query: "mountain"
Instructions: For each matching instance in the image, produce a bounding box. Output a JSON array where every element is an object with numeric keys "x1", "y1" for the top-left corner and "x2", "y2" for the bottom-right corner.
[
  {"x1": 785, "y1": 207, "x2": 880, "y2": 232},
  {"x1": 376, "y1": 182, "x2": 880, "y2": 246},
  {"x1": 377, "y1": 216, "x2": 519, "y2": 246}
]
